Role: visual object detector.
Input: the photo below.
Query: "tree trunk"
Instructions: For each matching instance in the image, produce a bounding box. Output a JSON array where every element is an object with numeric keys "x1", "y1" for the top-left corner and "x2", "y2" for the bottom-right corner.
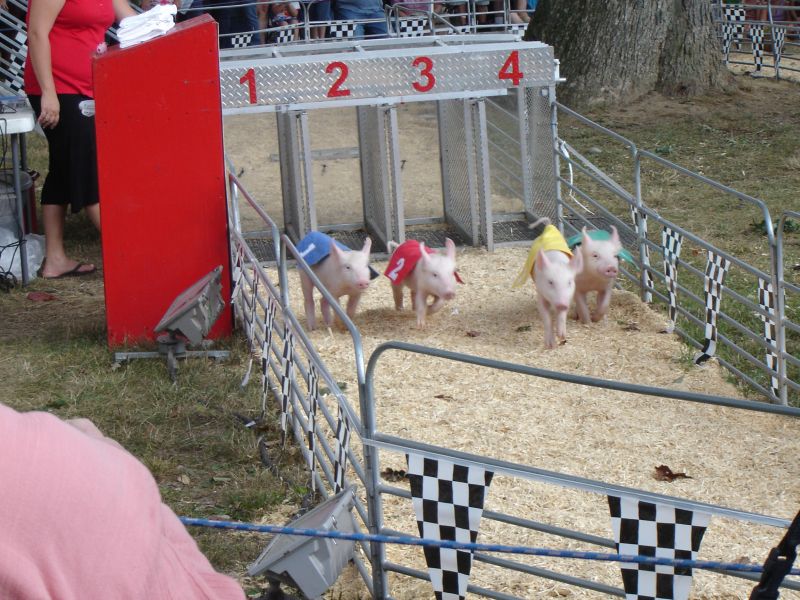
[{"x1": 524, "y1": 0, "x2": 733, "y2": 108}]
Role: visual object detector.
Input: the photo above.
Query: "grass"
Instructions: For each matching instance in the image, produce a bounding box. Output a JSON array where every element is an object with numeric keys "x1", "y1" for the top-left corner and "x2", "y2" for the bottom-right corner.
[{"x1": 1, "y1": 72, "x2": 798, "y2": 597}]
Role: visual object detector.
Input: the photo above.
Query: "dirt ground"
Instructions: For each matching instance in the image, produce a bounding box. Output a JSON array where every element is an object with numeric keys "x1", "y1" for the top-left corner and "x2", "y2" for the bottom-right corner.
[{"x1": 221, "y1": 74, "x2": 800, "y2": 599}]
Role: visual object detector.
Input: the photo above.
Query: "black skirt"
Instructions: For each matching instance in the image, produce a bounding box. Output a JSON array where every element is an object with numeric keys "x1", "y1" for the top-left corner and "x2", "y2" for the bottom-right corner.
[{"x1": 29, "y1": 94, "x2": 99, "y2": 214}]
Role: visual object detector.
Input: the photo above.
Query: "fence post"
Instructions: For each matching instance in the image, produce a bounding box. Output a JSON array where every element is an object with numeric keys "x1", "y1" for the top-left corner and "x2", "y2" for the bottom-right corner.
[
  {"x1": 632, "y1": 150, "x2": 651, "y2": 303},
  {"x1": 773, "y1": 212, "x2": 794, "y2": 406}
]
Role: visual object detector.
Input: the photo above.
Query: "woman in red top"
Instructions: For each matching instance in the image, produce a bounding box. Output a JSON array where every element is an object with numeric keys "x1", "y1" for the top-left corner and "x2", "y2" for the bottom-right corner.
[{"x1": 25, "y1": 0, "x2": 136, "y2": 278}]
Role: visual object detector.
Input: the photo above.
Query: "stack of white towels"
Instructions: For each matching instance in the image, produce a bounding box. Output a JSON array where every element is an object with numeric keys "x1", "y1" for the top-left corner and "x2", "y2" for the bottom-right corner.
[{"x1": 118, "y1": 3, "x2": 178, "y2": 49}]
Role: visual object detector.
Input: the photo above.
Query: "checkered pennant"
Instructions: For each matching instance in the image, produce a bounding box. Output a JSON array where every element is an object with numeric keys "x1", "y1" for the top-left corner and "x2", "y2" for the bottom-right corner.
[
  {"x1": 773, "y1": 26, "x2": 787, "y2": 70},
  {"x1": 723, "y1": 6, "x2": 746, "y2": 53},
  {"x1": 231, "y1": 244, "x2": 245, "y2": 323},
  {"x1": 240, "y1": 276, "x2": 260, "y2": 388},
  {"x1": 757, "y1": 278, "x2": 779, "y2": 398},
  {"x1": 630, "y1": 206, "x2": 653, "y2": 302},
  {"x1": 406, "y1": 454, "x2": 495, "y2": 600},
  {"x1": 274, "y1": 25, "x2": 295, "y2": 44},
  {"x1": 661, "y1": 226, "x2": 684, "y2": 330},
  {"x1": 3, "y1": 31, "x2": 27, "y2": 93},
  {"x1": 507, "y1": 23, "x2": 527, "y2": 35},
  {"x1": 230, "y1": 33, "x2": 253, "y2": 48},
  {"x1": 329, "y1": 21, "x2": 357, "y2": 39},
  {"x1": 332, "y1": 401, "x2": 351, "y2": 494},
  {"x1": 305, "y1": 363, "x2": 319, "y2": 492},
  {"x1": 750, "y1": 24, "x2": 765, "y2": 72},
  {"x1": 260, "y1": 296, "x2": 278, "y2": 417},
  {"x1": 693, "y1": 251, "x2": 731, "y2": 365},
  {"x1": 608, "y1": 496, "x2": 711, "y2": 600},
  {"x1": 279, "y1": 325, "x2": 295, "y2": 447},
  {"x1": 398, "y1": 17, "x2": 428, "y2": 37}
]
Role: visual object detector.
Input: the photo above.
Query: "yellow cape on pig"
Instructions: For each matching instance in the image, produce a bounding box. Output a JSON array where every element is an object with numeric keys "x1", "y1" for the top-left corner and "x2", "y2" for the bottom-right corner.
[{"x1": 512, "y1": 224, "x2": 573, "y2": 288}]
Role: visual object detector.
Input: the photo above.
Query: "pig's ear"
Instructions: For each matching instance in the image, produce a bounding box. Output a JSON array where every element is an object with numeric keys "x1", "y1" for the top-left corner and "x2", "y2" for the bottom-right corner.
[
  {"x1": 329, "y1": 241, "x2": 344, "y2": 262},
  {"x1": 419, "y1": 242, "x2": 431, "y2": 264},
  {"x1": 581, "y1": 226, "x2": 592, "y2": 248},
  {"x1": 361, "y1": 237, "x2": 372, "y2": 254},
  {"x1": 570, "y1": 247, "x2": 584, "y2": 273},
  {"x1": 535, "y1": 249, "x2": 550, "y2": 270},
  {"x1": 610, "y1": 226, "x2": 621, "y2": 249},
  {"x1": 444, "y1": 237, "x2": 456, "y2": 260}
]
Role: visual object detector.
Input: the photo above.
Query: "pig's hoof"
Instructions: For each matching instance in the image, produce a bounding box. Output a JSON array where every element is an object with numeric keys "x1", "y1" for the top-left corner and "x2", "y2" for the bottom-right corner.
[{"x1": 591, "y1": 313, "x2": 606, "y2": 323}]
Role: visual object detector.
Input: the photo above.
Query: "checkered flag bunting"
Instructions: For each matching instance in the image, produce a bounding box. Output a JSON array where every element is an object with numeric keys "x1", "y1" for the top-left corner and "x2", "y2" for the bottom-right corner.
[
  {"x1": 661, "y1": 226, "x2": 683, "y2": 330},
  {"x1": 333, "y1": 401, "x2": 351, "y2": 494},
  {"x1": 240, "y1": 276, "x2": 260, "y2": 388},
  {"x1": 630, "y1": 206, "x2": 653, "y2": 302},
  {"x1": 508, "y1": 23, "x2": 527, "y2": 35},
  {"x1": 750, "y1": 24, "x2": 765, "y2": 72},
  {"x1": 260, "y1": 296, "x2": 278, "y2": 417},
  {"x1": 279, "y1": 325, "x2": 295, "y2": 447},
  {"x1": 329, "y1": 21, "x2": 357, "y2": 39},
  {"x1": 608, "y1": 496, "x2": 711, "y2": 600},
  {"x1": 694, "y1": 251, "x2": 731, "y2": 365},
  {"x1": 398, "y1": 17, "x2": 428, "y2": 37},
  {"x1": 757, "y1": 278, "x2": 779, "y2": 398},
  {"x1": 405, "y1": 454, "x2": 495, "y2": 600},
  {"x1": 3, "y1": 31, "x2": 27, "y2": 93},
  {"x1": 773, "y1": 26, "x2": 787, "y2": 70},
  {"x1": 274, "y1": 25, "x2": 295, "y2": 44},
  {"x1": 230, "y1": 33, "x2": 253, "y2": 48},
  {"x1": 722, "y1": 6, "x2": 746, "y2": 57},
  {"x1": 231, "y1": 244, "x2": 245, "y2": 323},
  {"x1": 306, "y1": 363, "x2": 319, "y2": 492}
]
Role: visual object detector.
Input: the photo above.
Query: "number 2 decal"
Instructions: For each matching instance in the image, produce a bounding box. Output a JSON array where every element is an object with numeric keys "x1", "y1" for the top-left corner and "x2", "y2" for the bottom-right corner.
[
  {"x1": 387, "y1": 257, "x2": 406, "y2": 281},
  {"x1": 498, "y1": 50, "x2": 523, "y2": 86},
  {"x1": 412, "y1": 56, "x2": 435, "y2": 92},
  {"x1": 326, "y1": 61, "x2": 351, "y2": 97}
]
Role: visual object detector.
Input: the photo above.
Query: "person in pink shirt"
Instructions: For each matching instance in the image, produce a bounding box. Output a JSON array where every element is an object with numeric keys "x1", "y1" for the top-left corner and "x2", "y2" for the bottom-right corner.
[{"x1": 0, "y1": 403, "x2": 245, "y2": 600}]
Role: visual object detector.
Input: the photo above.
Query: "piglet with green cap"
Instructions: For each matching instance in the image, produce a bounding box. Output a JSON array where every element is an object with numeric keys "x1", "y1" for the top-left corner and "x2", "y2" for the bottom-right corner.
[{"x1": 573, "y1": 226, "x2": 624, "y2": 324}]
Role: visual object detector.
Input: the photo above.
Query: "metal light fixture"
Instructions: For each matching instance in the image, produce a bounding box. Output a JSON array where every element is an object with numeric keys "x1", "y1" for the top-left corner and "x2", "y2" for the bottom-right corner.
[{"x1": 248, "y1": 487, "x2": 357, "y2": 599}]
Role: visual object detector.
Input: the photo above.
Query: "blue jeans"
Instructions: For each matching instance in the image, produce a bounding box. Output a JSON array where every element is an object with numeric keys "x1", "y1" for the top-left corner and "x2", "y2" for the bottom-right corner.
[{"x1": 334, "y1": 3, "x2": 388, "y2": 38}]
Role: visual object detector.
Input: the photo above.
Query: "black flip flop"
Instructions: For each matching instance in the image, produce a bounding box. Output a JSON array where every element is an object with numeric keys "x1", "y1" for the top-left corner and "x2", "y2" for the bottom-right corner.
[{"x1": 40, "y1": 261, "x2": 97, "y2": 279}]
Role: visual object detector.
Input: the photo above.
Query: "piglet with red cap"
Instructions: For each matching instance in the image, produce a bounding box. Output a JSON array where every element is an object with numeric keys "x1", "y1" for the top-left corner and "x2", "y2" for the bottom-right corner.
[{"x1": 384, "y1": 238, "x2": 462, "y2": 328}]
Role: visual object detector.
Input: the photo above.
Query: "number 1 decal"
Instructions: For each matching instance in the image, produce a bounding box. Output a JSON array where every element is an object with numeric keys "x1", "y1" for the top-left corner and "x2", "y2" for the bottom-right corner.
[
  {"x1": 326, "y1": 61, "x2": 351, "y2": 98},
  {"x1": 498, "y1": 50, "x2": 523, "y2": 86},
  {"x1": 239, "y1": 68, "x2": 257, "y2": 104},
  {"x1": 412, "y1": 56, "x2": 435, "y2": 92}
]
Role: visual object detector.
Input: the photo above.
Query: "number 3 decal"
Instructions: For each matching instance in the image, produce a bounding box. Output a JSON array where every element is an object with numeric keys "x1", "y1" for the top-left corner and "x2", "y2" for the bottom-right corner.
[
  {"x1": 412, "y1": 56, "x2": 435, "y2": 93},
  {"x1": 326, "y1": 61, "x2": 351, "y2": 98},
  {"x1": 387, "y1": 257, "x2": 405, "y2": 281}
]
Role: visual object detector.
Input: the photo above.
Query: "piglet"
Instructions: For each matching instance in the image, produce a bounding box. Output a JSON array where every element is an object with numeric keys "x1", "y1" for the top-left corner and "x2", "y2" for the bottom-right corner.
[
  {"x1": 384, "y1": 238, "x2": 462, "y2": 328},
  {"x1": 512, "y1": 218, "x2": 583, "y2": 349},
  {"x1": 573, "y1": 226, "x2": 622, "y2": 324},
  {"x1": 297, "y1": 232, "x2": 375, "y2": 330}
]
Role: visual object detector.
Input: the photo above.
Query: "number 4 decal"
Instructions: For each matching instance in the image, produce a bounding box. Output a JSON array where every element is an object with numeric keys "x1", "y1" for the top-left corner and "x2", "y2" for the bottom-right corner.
[{"x1": 498, "y1": 51, "x2": 523, "y2": 86}]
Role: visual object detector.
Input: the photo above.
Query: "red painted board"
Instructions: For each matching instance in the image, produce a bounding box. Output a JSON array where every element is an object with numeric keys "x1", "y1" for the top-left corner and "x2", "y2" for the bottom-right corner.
[{"x1": 93, "y1": 15, "x2": 232, "y2": 348}]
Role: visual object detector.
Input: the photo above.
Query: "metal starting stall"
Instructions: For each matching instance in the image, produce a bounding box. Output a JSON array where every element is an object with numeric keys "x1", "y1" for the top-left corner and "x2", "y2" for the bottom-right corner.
[{"x1": 218, "y1": 35, "x2": 560, "y2": 253}]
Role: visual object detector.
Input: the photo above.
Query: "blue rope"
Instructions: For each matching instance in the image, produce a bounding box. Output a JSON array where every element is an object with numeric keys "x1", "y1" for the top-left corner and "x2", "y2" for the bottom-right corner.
[{"x1": 180, "y1": 516, "x2": 800, "y2": 576}]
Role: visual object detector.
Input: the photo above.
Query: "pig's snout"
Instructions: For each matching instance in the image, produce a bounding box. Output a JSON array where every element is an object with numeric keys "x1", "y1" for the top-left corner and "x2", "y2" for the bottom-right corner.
[
  {"x1": 554, "y1": 302, "x2": 569, "y2": 311},
  {"x1": 357, "y1": 280, "x2": 370, "y2": 290},
  {"x1": 603, "y1": 266, "x2": 618, "y2": 278},
  {"x1": 443, "y1": 291, "x2": 456, "y2": 301}
]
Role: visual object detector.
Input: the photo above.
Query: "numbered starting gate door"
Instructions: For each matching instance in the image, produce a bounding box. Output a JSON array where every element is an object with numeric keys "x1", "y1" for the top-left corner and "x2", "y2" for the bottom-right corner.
[{"x1": 219, "y1": 36, "x2": 559, "y2": 250}]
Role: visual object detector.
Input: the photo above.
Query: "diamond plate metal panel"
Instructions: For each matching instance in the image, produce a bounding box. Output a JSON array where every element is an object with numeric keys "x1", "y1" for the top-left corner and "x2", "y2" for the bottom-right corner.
[{"x1": 220, "y1": 42, "x2": 555, "y2": 111}]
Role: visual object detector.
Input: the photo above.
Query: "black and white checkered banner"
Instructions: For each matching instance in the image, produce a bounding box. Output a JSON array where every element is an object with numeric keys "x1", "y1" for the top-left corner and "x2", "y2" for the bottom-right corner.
[
  {"x1": 750, "y1": 24, "x2": 764, "y2": 72},
  {"x1": 230, "y1": 33, "x2": 253, "y2": 48},
  {"x1": 231, "y1": 244, "x2": 245, "y2": 323},
  {"x1": 773, "y1": 26, "x2": 787, "y2": 70},
  {"x1": 279, "y1": 325, "x2": 295, "y2": 447},
  {"x1": 240, "y1": 275, "x2": 260, "y2": 387},
  {"x1": 661, "y1": 226, "x2": 684, "y2": 331},
  {"x1": 3, "y1": 31, "x2": 27, "y2": 94},
  {"x1": 608, "y1": 496, "x2": 711, "y2": 600},
  {"x1": 274, "y1": 25, "x2": 296, "y2": 44},
  {"x1": 406, "y1": 454, "x2": 495, "y2": 600},
  {"x1": 260, "y1": 296, "x2": 278, "y2": 417},
  {"x1": 398, "y1": 17, "x2": 428, "y2": 37},
  {"x1": 757, "y1": 277, "x2": 779, "y2": 398},
  {"x1": 630, "y1": 206, "x2": 653, "y2": 302},
  {"x1": 722, "y1": 6, "x2": 746, "y2": 59},
  {"x1": 508, "y1": 23, "x2": 527, "y2": 35},
  {"x1": 306, "y1": 363, "x2": 319, "y2": 492},
  {"x1": 333, "y1": 401, "x2": 351, "y2": 494},
  {"x1": 329, "y1": 21, "x2": 357, "y2": 39},
  {"x1": 694, "y1": 251, "x2": 731, "y2": 365}
]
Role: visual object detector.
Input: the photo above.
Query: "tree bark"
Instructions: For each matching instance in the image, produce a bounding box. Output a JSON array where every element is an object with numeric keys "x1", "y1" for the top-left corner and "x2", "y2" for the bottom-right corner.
[{"x1": 524, "y1": 0, "x2": 733, "y2": 108}]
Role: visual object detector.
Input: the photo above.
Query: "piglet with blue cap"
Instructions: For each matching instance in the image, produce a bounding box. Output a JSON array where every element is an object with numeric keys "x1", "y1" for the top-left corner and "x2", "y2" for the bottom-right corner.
[{"x1": 296, "y1": 232, "x2": 378, "y2": 330}]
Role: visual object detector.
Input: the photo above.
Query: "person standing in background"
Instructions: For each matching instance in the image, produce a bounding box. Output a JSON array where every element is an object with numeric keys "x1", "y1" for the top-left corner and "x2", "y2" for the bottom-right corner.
[{"x1": 24, "y1": 0, "x2": 137, "y2": 278}]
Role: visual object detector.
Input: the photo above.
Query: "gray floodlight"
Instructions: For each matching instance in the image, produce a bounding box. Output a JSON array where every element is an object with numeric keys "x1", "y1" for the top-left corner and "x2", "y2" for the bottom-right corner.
[
  {"x1": 248, "y1": 487, "x2": 357, "y2": 599},
  {"x1": 113, "y1": 265, "x2": 229, "y2": 380}
]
